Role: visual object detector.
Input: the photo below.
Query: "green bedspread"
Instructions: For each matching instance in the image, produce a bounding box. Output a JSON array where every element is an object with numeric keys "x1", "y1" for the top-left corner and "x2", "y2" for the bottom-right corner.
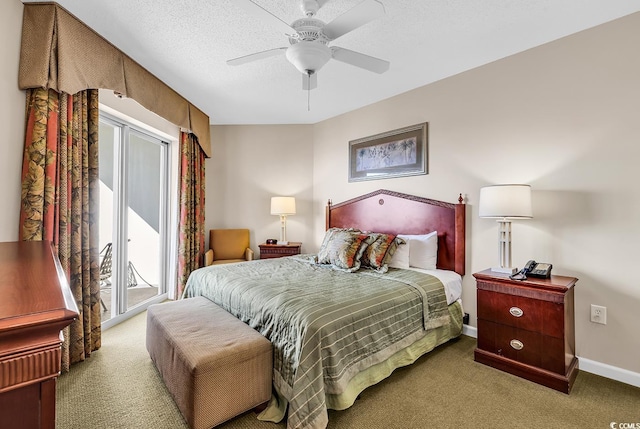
[{"x1": 183, "y1": 254, "x2": 455, "y2": 429}]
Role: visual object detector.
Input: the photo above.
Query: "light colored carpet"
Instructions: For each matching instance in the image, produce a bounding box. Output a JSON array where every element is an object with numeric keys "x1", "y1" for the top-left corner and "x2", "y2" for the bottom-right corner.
[{"x1": 56, "y1": 311, "x2": 640, "y2": 429}]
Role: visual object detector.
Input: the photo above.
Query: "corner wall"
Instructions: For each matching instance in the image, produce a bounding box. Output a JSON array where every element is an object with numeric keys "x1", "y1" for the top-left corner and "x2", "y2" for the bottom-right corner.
[
  {"x1": 0, "y1": 0, "x2": 25, "y2": 241},
  {"x1": 312, "y1": 13, "x2": 640, "y2": 375},
  {"x1": 206, "y1": 125, "x2": 314, "y2": 254}
]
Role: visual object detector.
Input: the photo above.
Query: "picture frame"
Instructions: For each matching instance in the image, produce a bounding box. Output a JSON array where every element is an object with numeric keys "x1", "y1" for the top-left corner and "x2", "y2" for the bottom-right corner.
[{"x1": 348, "y1": 122, "x2": 428, "y2": 182}]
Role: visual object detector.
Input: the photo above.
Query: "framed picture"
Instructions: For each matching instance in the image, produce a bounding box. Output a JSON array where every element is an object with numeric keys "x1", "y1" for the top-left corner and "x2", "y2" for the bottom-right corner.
[{"x1": 348, "y1": 122, "x2": 428, "y2": 182}]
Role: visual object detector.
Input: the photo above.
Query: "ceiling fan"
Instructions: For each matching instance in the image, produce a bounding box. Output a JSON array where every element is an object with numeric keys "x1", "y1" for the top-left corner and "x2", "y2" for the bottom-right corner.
[{"x1": 227, "y1": 0, "x2": 390, "y2": 90}]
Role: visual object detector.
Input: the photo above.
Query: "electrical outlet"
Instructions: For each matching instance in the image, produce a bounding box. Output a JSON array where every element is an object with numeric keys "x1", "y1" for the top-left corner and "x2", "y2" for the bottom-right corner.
[{"x1": 590, "y1": 304, "x2": 607, "y2": 325}]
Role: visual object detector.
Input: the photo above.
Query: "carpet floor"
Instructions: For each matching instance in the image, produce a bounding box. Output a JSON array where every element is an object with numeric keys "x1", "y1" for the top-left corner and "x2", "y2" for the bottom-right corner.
[{"x1": 56, "y1": 311, "x2": 640, "y2": 429}]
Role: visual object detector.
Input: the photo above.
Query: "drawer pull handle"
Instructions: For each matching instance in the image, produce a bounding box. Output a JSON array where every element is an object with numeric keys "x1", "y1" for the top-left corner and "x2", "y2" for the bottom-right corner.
[
  {"x1": 509, "y1": 307, "x2": 524, "y2": 317},
  {"x1": 510, "y1": 339, "x2": 524, "y2": 350}
]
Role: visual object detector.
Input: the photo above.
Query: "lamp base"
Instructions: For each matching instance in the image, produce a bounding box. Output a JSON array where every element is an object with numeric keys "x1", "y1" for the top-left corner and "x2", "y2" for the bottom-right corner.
[
  {"x1": 277, "y1": 240, "x2": 289, "y2": 245},
  {"x1": 491, "y1": 266, "x2": 518, "y2": 275}
]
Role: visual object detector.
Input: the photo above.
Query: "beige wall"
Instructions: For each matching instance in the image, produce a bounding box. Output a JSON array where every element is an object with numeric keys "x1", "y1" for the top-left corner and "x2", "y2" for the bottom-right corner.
[
  {"x1": 208, "y1": 13, "x2": 640, "y2": 377},
  {"x1": 206, "y1": 125, "x2": 314, "y2": 253},
  {"x1": 0, "y1": 1, "x2": 25, "y2": 241},
  {"x1": 311, "y1": 13, "x2": 640, "y2": 374}
]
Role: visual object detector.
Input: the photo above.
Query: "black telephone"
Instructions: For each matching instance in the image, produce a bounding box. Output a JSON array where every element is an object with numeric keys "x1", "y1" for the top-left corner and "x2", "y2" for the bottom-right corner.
[{"x1": 510, "y1": 260, "x2": 553, "y2": 280}]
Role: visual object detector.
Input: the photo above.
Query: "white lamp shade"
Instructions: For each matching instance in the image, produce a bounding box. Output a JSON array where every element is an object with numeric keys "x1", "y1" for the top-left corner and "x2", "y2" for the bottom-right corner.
[
  {"x1": 271, "y1": 197, "x2": 296, "y2": 215},
  {"x1": 479, "y1": 185, "x2": 532, "y2": 219}
]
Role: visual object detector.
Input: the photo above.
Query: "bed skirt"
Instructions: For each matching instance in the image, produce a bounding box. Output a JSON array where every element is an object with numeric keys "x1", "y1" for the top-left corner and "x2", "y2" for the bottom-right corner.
[{"x1": 258, "y1": 300, "x2": 464, "y2": 423}]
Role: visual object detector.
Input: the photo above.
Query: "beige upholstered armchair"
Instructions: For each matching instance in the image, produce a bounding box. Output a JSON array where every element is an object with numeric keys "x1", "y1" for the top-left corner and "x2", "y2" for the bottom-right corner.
[{"x1": 205, "y1": 229, "x2": 254, "y2": 266}]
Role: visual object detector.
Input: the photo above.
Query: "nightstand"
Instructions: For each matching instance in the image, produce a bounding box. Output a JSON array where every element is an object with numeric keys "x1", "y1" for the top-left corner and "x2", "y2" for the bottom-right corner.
[
  {"x1": 259, "y1": 242, "x2": 302, "y2": 259},
  {"x1": 473, "y1": 269, "x2": 578, "y2": 393}
]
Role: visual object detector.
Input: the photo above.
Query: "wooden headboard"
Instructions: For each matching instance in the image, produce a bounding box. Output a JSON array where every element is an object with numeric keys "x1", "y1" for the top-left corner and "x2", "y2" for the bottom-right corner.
[{"x1": 326, "y1": 189, "x2": 466, "y2": 275}]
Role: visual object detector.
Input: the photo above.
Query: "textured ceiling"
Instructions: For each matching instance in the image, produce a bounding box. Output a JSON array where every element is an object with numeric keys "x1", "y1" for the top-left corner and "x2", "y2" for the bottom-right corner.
[{"x1": 23, "y1": 1, "x2": 640, "y2": 124}]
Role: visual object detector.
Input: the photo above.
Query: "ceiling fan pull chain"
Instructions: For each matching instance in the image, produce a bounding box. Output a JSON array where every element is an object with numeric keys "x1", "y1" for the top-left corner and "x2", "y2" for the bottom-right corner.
[{"x1": 307, "y1": 71, "x2": 311, "y2": 111}]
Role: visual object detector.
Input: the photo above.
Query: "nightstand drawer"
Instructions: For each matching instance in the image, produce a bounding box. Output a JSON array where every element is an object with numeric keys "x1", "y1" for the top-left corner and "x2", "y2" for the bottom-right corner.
[
  {"x1": 259, "y1": 242, "x2": 301, "y2": 259},
  {"x1": 477, "y1": 319, "x2": 565, "y2": 374},
  {"x1": 477, "y1": 289, "x2": 564, "y2": 338}
]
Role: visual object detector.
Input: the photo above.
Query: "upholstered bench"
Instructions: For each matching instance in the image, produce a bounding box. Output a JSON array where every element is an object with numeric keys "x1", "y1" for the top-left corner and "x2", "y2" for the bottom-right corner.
[{"x1": 146, "y1": 297, "x2": 272, "y2": 429}]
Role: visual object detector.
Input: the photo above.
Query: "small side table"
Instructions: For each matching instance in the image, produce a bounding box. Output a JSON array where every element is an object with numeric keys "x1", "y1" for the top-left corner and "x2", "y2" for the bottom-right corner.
[{"x1": 259, "y1": 242, "x2": 302, "y2": 259}]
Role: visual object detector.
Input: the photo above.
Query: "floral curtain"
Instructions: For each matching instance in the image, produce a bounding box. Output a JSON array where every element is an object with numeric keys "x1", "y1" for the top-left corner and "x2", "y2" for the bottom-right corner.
[
  {"x1": 176, "y1": 132, "x2": 206, "y2": 297},
  {"x1": 19, "y1": 87, "x2": 101, "y2": 371}
]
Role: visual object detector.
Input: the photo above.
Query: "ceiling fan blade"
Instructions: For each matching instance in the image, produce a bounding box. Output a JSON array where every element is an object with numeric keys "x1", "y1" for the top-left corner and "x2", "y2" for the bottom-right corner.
[
  {"x1": 236, "y1": 0, "x2": 296, "y2": 35},
  {"x1": 302, "y1": 72, "x2": 318, "y2": 90},
  {"x1": 322, "y1": 0, "x2": 385, "y2": 41},
  {"x1": 331, "y1": 47, "x2": 389, "y2": 74},
  {"x1": 227, "y1": 47, "x2": 287, "y2": 66}
]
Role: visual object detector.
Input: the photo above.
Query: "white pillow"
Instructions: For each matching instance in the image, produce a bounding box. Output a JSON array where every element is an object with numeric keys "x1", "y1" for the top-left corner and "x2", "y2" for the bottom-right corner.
[
  {"x1": 399, "y1": 231, "x2": 438, "y2": 270},
  {"x1": 388, "y1": 239, "x2": 410, "y2": 269}
]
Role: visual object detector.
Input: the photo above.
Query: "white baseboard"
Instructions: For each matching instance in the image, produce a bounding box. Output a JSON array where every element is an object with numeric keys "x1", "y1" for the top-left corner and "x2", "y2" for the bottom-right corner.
[
  {"x1": 577, "y1": 356, "x2": 640, "y2": 389},
  {"x1": 461, "y1": 325, "x2": 640, "y2": 388},
  {"x1": 462, "y1": 324, "x2": 477, "y2": 338}
]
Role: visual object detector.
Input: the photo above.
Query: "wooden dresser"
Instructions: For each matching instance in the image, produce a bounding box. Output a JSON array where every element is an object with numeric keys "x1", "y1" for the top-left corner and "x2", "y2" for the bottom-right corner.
[
  {"x1": 473, "y1": 269, "x2": 578, "y2": 393},
  {"x1": 259, "y1": 242, "x2": 302, "y2": 259},
  {"x1": 0, "y1": 241, "x2": 79, "y2": 429}
]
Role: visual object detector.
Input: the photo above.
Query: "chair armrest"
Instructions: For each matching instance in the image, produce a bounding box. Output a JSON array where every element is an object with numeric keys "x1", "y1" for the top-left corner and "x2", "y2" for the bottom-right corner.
[
  {"x1": 204, "y1": 249, "x2": 214, "y2": 266},
  {"x1": 245, "y1": 248, "x2": 254, "y2": 261}
]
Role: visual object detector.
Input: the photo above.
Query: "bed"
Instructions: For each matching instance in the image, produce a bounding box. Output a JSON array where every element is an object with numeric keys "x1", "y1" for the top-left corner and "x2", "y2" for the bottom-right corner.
[{"x1": 183, "y1": 189, "x2": 466, "y2": 429}]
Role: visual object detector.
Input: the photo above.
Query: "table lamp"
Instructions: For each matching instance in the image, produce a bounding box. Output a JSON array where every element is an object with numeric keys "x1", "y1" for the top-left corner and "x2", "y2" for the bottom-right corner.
[
  {"x1": 479, "y1": 184, "x2": 532, "y2": 274},
  {"x1": 271, "y1": 196, "x2": 296, "y2": 244}
]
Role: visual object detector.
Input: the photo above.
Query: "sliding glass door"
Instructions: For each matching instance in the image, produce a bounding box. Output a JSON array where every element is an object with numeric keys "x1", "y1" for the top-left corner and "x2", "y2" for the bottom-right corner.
[{"x1": 99, "y1": 114, "x2": 170, "y2": 323}]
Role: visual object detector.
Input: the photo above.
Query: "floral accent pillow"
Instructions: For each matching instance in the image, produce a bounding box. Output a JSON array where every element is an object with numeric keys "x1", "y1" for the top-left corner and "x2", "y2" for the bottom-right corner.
[
  {"x1": 361, "y1": 233, "x2": 404, "y2": 273},
  {"x1": 317, "y1": 228, "x2": 373, "y2": 272}
]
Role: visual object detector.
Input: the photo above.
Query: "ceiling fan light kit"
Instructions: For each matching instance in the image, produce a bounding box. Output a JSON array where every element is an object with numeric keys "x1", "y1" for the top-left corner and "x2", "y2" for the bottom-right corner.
[
  {"x1": 228, "y1": 0, "x2": 390, "y2": 92},
  {"x1": 286, "y1": 41, "x2": 332, "y2": 74}
]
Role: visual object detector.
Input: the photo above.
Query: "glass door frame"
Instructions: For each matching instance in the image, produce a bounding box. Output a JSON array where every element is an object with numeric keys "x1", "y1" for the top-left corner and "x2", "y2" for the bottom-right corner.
[{"x1": 100, "y1": 113, "x2": 171, "y2": 327}]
